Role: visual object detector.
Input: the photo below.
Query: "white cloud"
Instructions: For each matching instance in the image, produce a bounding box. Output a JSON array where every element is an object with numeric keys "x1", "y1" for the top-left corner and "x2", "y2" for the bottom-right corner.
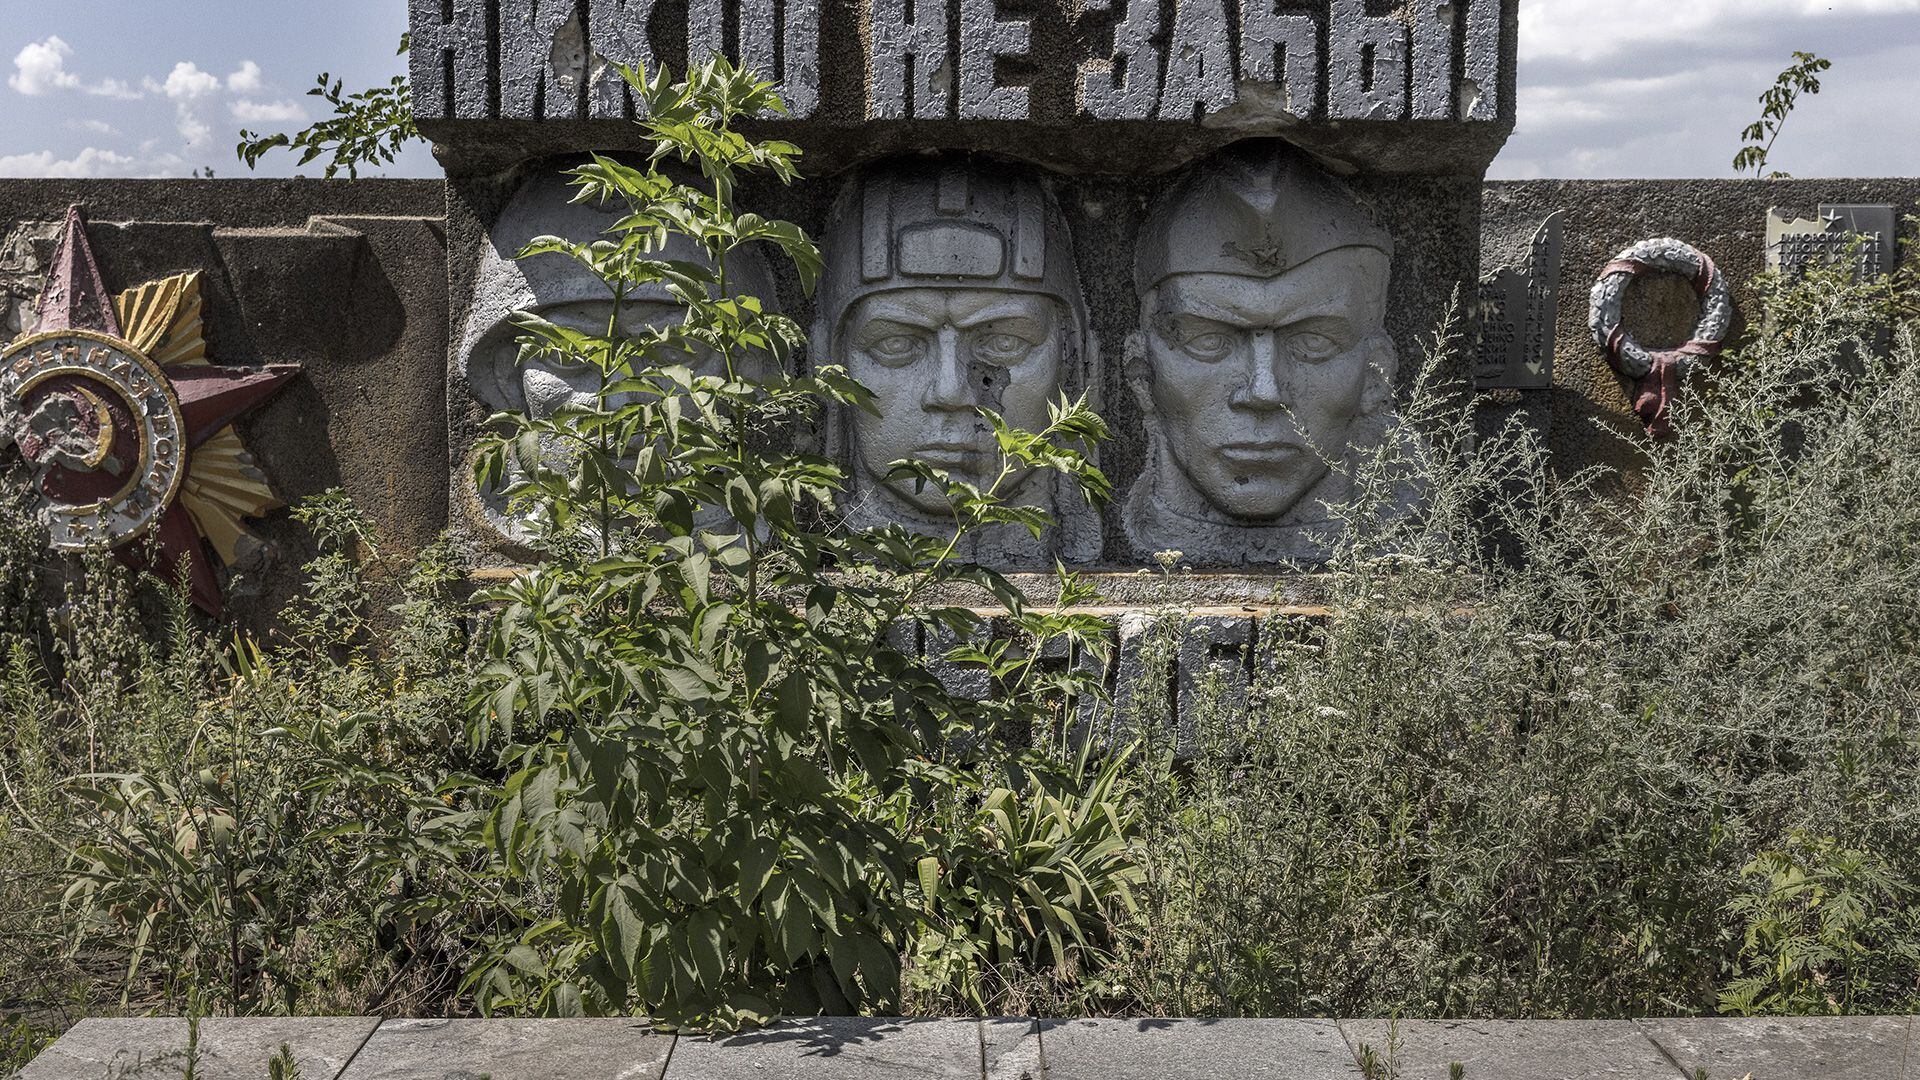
[
  {"x1": 71, "y1": 118, "x2": 119, "y2": 136},
  {"x1": 89, "y1": 77, "x2": 142, "y2": 101},
  {"x1": 0, "y1": 146, "x2": 138, "y2": 178},
  {"x1": 10, "y1": 36, "x2": 144, "y2": 98},
  {"x1": 1494, "y1": 4, "x2": 1920, "y2": 178},
  {"x1": 174, "y1": 106, "x2": 212, "y2": 148},
  {"x1": 9, "y1": 37, "x2": 81, "y2": 95},
  {"x1": 146, "y1": 61, "x2": 221, "y2": 101},
  {"x1": 226, "y1": 60, "x2": 265, "y2": 95},
  {"x1": 230, "y1": 98, "x2": 308, "y2": 124}
]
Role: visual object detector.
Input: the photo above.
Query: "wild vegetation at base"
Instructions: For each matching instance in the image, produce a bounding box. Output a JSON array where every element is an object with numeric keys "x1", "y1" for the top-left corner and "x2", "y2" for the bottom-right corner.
[{"x1": 6, "y1": 60, "x2": 1920, "y2": 1075}]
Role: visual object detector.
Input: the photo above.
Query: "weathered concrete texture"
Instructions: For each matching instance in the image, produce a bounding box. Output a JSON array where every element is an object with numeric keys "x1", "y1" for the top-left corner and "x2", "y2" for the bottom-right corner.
[
  {"x1": 1037, "y1": 1018, "x2": 1362, "y2": 1080},
  {"x1": 339, "y1": 1018, "x2": 672, "y2": 1080},
  {"x1": 1638, "y1": 1015, "x2": 1918, "y2": 1080},
  {"x1": 1481, "y1": 179, "x2": 1920, "y2": 481},
  {"x1": 1338, "y1": 1019, "x2": 1684, "y2": 1080},
  {"x1": 668, "y1": 1018, "x2": 986, "y2": 1080},
  {"x1": 983, "y1": 1017, "x2": 1045, "y2": 1080},
  {"x1": 18, "y1": 1016, "x2": 380, "y2": 1080},
  {"x1": 1, "y1": 180, "x2": 449, "y2": 632},
  {"x1": 1176, "y1": 614, "x2": 1254, "y2": 731},
  {"x1": 447, "y1": 150, "x2": 1486, "y2": 571},
  {"x1": 411, "y1": 0, "x2": 1520, "y2": 179}
]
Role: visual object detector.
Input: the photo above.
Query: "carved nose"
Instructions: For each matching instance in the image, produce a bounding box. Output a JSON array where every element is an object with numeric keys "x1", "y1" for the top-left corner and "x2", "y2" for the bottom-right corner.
[
  {"x1": 1231, "y1": 331, "x2": 1288, "y2": 412},
  {"x1": 921, "y1": 327, "x2": 974, "y2": 412}
]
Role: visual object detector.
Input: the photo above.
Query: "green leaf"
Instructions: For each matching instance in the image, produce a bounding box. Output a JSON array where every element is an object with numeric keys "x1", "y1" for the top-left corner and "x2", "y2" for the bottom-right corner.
[{"x1": 738, "y1": 837, "x2": 782, "y2": 904}]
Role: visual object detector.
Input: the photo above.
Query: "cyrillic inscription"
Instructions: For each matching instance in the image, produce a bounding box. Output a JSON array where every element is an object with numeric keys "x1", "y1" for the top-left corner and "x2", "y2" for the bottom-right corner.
[{"x1": 413, "y1": 0, "x2": 1510, "y2": 126}]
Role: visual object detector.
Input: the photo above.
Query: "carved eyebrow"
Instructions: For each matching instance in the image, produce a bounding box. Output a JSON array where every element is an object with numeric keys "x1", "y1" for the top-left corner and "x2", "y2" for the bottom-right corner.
[
  {"x1": 1281, "y1": 314, "x2": 1359, "y2": 336},
  {"x1": 1162, "y1": 287, "x2": 1367, "y2": 329},
  {"x1": 955, "y1": 313, "x2": 1046, "y2": 338},
  {"x1": 851, "y1": 306, "x2": 943, "y2": 332},
  {"x1": 950, "y1": 299, "x2": 1051, "y2": 328},
  {"x1": 1158, "y1": 304, "x2": 1252, "y2": 331}
]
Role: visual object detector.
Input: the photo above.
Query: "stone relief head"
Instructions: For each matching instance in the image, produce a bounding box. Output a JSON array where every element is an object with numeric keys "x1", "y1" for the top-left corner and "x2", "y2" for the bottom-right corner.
[
  {"x1": 815, "y1": 161, "x2": 1098, "y2": 563},
  {"x1": 1126, "y1": 145, "x2": 1407, "y2": 564},
  {"x1": 460, "y1": 170, "x2": 779, "y2": 541}
]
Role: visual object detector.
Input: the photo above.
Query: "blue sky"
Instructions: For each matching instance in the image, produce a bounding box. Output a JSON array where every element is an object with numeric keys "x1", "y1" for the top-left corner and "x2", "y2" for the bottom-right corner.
[{"x1": 3, "y1": 0, "x2": 1919, "y2": 180}]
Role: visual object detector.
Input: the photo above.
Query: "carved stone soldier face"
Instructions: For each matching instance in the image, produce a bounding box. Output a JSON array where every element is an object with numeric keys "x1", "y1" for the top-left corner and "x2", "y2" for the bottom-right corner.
[
  {"x1": 818, "y1": 163, "x2": 1088, "y2": 522},
  {"x1": 1131, "y1": 147, "x2": 1398, "y2": 532},
  {"x1": 844, "y1": 288, "x2": 1066, "y2": 513},
  {"x1": 1142, "y1": 249, "x2": 1391, "y2": 519},
  {"x1": 463, "y1": 173, "x2": 776, "y2": 424},
  {"x1": 460, "y1": 171, "x2": 777, "y2": 537}
]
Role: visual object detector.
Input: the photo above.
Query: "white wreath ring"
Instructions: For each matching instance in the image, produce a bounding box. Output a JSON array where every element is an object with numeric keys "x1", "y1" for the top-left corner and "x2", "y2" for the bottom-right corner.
[{"x1": 1588, "y1": 238, "x2": 1733, "y2": 379}]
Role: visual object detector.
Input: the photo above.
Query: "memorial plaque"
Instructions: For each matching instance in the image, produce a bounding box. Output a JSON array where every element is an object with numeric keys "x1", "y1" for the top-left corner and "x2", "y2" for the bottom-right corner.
[
  {"x1": 1475, "y1": 211, "x2": 1563, "y2": 390},
  {"x1": 1767, "y1": 204, "x2": 1899, "y2": 282}
]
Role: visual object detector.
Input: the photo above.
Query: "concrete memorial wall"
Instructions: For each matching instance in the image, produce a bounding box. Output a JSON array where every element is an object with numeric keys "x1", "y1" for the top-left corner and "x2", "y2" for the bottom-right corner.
[
  {"x1": 0, "y1": 3, "x2": 1916, "y2": 702},
  {"x1": 429, "y1": 0, "x2": 1521, "y2": 572},
  {"x1": 0, "y1": 179, "x2": 445, "y2": 626},
  {"x1": 1479, "y1": 179, "x2": 1920, "y2": 475}
]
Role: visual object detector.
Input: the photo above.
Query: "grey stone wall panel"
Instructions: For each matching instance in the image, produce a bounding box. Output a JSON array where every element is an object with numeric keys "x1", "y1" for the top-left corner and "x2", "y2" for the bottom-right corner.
[
  {"x1": 1037, "y1": 1017, "x2": 1363, "y2": 1080},
  {"x1": 1337, "y1": 1019, "x2": 1687, "y2": 1080},
  {"x1": 339, "y1": 1018, "x2": 673, "y2": 1080},
  {"x1": 665, "y1": 1017, "x2": 987, "y2": 1080},
  {"x1": 1480, "y1": 179, "x2": 1920, "y2": 479},
  {"x1": 1637, "y1": 1016, "x2": 1918, "y2": 1080}
]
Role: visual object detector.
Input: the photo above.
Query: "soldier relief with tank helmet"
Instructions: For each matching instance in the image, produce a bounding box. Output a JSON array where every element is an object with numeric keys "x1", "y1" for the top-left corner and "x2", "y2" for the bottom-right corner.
[{"x1": 814, "y1": 160, "x2": 1101, "y2": 566}]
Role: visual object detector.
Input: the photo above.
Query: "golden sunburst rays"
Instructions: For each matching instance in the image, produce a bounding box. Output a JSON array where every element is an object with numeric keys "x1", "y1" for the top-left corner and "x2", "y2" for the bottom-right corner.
[
  {"x1": 112, "y1": 271, "x2": 278, "y2": 566},
  {"x1": 181, "y1": 429, "x2": 277, "y2": 564},
  {"x1": 113, "y1": 271, "x2": 208, "y2": 367}
]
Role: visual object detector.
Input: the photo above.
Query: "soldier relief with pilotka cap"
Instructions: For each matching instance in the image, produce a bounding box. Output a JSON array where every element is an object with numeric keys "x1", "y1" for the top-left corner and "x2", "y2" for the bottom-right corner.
[{"x1": 1125, "y1": 144, "x2": 1423, "y2": 565}]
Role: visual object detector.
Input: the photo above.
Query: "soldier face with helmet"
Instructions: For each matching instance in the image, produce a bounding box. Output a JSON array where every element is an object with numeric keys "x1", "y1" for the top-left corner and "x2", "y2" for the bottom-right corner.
[
  {"x1": 816, "y1": 164, "x2": 1092, "y2": 533},
  {"x1": 1127, "y1": 147, "x2": 1404, "y2": 560},
  {"x1": 460, "y1": 171, "x2": 779, "y2": 541},
  {"x1": 463, "y1": 172, "x2": 780, "y2": 426}
]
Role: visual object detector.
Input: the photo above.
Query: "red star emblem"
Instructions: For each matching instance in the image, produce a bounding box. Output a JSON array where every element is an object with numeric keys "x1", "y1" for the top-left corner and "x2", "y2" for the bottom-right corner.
[{"x1": 2, "y1": 206, "x2": 298, "y2": 615}]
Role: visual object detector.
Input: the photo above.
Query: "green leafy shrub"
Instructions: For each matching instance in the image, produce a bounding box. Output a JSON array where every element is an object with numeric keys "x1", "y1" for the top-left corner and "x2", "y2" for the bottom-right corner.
[
  {"x1": 1, "y1": 493, "x2": 475, "y2": 1047},
  {"x1": 1720, "y1": 832, "x2": 1918, "y2": 1017},
  {"x1": 1733, "y1": 51, "x2": 1832, "y2": 179},
  {"x1": 908, "y1": 745, "x2": 1144, "y2": 1013},
  {"x1": 237, "y1": 35, "x2": 419, "y2": 179},
  {"x1": 457, "y1": 58, "x2": 1117, "y2": 1030}
]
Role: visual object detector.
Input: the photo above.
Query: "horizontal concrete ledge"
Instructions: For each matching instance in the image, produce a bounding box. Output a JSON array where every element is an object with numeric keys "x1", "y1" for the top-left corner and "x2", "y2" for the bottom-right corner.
[{"x1": 18, "y1": 1016, "x2": 1918, "y2": 1080}]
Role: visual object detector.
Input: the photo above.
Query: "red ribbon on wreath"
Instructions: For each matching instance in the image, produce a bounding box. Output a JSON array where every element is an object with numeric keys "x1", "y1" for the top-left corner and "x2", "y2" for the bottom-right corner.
[{"x1": 1599, "y1": 252, "x2": 1725, "y2": 440}]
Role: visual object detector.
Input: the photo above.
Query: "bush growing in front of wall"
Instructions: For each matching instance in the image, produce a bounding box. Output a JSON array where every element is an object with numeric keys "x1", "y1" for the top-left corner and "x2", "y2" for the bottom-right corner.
[
  {"x1": 0, "y1": 492, "x2": 478, "y2": 1059},
  {"x1": 1066, "y1": 256, "x2": 1920, "y2": 1021},
  {"x1": 1, "y1": 57, "x2": 1139, "y2": 1054}
]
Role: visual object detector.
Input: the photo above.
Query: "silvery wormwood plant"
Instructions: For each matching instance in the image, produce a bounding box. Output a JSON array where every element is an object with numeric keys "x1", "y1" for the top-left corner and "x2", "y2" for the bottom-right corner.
[{"x1": 461, "y1": 58, "x2": 1130, "y2": 1030}]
